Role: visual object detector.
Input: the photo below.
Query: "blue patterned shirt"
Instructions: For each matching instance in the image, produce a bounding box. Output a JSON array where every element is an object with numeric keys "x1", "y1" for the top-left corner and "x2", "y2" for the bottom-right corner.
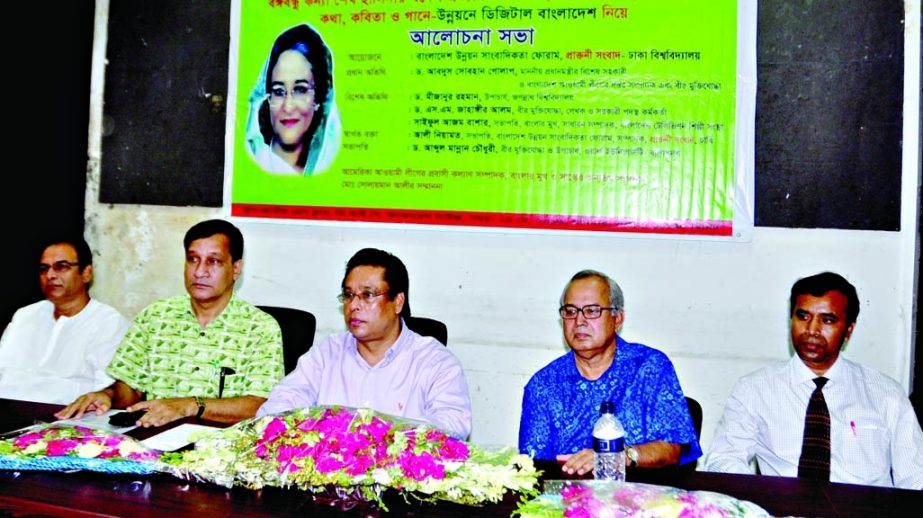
[{"x1": 519, "y1": 336, "x2": 702, "y2": 465}]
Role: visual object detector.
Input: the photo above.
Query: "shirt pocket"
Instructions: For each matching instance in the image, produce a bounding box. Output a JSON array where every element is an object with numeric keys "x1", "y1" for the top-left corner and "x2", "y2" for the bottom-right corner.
[{"x1": 833, "y1": 416, "x2": 890, "y2": 482}]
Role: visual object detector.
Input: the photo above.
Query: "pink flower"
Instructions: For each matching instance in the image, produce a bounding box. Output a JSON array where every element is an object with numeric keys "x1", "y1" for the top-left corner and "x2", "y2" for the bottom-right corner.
[
  {"x1": 296, "y1": 417, "x2": 318, "y2": 432},
  {"x1": 315, "y1": 452, "x2": 345, "y2": 473},
  {"x1": 126, "y1": 451, "x2": 158, "y2": 462},
  {"x1": 344, "y1": 453, "x2": 375, "y2": 476},
  {"x1": 255, "y1": 442, "x2": 268, "y2": 458},
  {"x1": 316, "y1": 409, "x2": 353, "y2": 435},
  {"x1": 612, "y1": 485, "x2": 649, "y2": 507},
  {"x1": 676, "y1": 500, "x2": 726, "y2": 518},
  {"x1": 283, "y1": 462, "x2": 302, "y2": 473},
  {"x1": 338, "y1": 431, "x2": 371, "y2": 454},
  {"x1": 358, "y1": 418, "x2": 392, "y2": 443},
  {"x1": 561, "y1": 484, "x2": 593, "y2": 500},
  {"x1": 399, "y1": 451, "x2": 445, "y2": 481},
  {"x1": 562, "y1": 484, "x2": 607, "y2": 518},
  {"x1": 276, "y1": 444, "x2": 311, "y2": 465},
  {"x1": 45, "y1": 439, "x2": 79, "y2": 456},
  {"x1": 77, "y1": 435, "x2": 102, "y2": 445},
  {"x1": 99, "y1": 449, "x2": 119, "y2": 459},
  {"x1": 400, "y1": 430, "x2": 418, "y2": 451},
  {"x1": 424, "y1": 429, "x2": 451, "y2": 444},
  {"x1": 439, "y1": 438, "x2": 469, "y2": 461},
  {"x1": 369, "y1": 445, "x2": 389, "y2": 464},
  {"x1": 12, "y1": 432, "x2": 43, "y2": 448},
  {"x1": 261, "y1": 417, "x2": 288, "y2": 442},
  {"x1": 224, "y1": 408, "x2": 488, "y2": 494},
  {"x1": 6, "y1": 424, "x2": 160, "y2": 464},
  {"x1": 274, "y1": 445, "x2": 304, "y2": 473}
]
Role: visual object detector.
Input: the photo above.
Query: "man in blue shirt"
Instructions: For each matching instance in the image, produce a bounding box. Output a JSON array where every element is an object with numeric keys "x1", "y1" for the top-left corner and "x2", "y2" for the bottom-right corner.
[{"x1": 519, "y1": 269, "x2": 701, "y2": 475}]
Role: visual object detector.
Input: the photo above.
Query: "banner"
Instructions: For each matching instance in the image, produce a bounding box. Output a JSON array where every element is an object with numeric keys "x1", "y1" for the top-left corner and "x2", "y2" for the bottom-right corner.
[{"x1": 228, "y1": 0, "x2": 755, "y2": 238}]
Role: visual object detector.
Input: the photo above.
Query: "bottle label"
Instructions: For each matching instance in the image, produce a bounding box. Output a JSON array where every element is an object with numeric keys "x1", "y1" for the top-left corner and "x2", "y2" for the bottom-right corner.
[{"x1": 593, "y1": 436, "x2": 625, "y2": 453}]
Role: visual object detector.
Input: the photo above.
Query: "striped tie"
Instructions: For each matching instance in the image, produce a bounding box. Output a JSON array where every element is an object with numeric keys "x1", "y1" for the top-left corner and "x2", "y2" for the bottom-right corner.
[{"x1": 797, "y1": 377, "x2": 831, "y2": 480}]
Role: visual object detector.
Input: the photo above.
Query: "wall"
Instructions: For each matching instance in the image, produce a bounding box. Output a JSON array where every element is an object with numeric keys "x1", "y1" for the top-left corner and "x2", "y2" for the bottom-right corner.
[
  {"x1": 84, "y1": 1, "x2": 922, "y2": 457},
  {"x1": 0, "y1": 2, "x2": 93, "y2": 329}
]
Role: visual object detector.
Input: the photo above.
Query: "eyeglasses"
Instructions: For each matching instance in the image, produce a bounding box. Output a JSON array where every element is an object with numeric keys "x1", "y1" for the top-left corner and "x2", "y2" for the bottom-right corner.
[
  {"x1": 267, "y1": 83, "x2": 316, "y2": 107},
  {"x1": 337, "y1": 290, "x2": 388, "y2": 304},
  {"x1": 38, "y1": 261, "x2": 80, "y2": 275},
  {"x1": 559, "y1": 304, "x2": 617, "y2": 319}
]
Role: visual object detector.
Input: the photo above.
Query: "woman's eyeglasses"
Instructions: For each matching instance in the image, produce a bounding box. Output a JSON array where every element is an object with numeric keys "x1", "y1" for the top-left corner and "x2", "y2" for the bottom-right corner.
[{"x1": 268, "y1": 83, "x2": 316, "y2": 107}]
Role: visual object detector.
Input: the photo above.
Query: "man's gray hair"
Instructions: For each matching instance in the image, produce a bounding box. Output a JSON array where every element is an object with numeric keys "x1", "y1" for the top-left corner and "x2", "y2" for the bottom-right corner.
[{"x1": 560, "y1": 269, "x2": 625, "y2": 315}]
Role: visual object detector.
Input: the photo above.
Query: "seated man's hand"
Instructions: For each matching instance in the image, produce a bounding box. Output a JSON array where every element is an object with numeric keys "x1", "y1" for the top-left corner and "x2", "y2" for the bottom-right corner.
[
  {"x1": 128, "y1": 398, "x2": 197, "y2": 428},
  {"x1": 55, "y1": 391, "x2": 113, "y2": 420},
  {"x1": 557, "y1": 448, "x2": 595, "y2": 476}
]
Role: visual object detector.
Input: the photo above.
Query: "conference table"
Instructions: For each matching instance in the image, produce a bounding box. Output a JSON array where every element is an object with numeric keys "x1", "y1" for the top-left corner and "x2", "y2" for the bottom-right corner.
[{"x1": 1, "y1": 399, "x2": 919, "y2": 517}]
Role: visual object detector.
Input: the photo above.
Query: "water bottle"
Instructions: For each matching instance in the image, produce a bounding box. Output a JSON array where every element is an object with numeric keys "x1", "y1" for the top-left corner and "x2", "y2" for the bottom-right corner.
[{"x1": 593, "y1": 401, "x2": 626, "y2": 481}]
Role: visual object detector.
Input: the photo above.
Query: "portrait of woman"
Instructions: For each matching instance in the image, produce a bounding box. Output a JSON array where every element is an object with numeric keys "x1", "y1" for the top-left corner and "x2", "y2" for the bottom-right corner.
[{"x1": 245, "y1": 24, "x2": 340, "y2": 175}]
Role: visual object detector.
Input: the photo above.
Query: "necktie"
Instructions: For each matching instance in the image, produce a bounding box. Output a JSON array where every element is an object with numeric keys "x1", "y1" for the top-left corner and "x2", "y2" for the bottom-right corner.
[{"x1": 797, "y1": 377, "x2": 831, "y2": 480}]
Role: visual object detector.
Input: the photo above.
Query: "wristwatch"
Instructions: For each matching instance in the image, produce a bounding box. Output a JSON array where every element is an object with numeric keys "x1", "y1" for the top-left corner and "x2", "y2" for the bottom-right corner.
[
  {"x1": 626, "y1": 446, "x2": 639, "y2": 467},
  {"x1": 194, "y1": 396, "x2": 206, "y2": 419}
]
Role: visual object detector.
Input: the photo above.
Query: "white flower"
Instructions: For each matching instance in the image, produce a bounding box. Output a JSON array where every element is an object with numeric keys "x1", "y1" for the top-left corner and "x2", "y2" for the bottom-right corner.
[
  {"x1": 76, "y1": 442, "x2": 104, "y2": 458},
  {"x1": 371, "y1": 468, "x2": 392, "y2": 485},
  {"x1": 118, "y1": 441, "x2": 146, "y2": 457},
  {"x1": 23, "y1": 442, "x2": 45, "y2": 455}
]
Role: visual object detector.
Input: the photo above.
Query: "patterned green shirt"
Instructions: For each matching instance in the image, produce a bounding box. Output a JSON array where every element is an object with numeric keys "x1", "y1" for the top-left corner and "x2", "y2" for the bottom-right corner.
[{"x1": 107, "y1": 295, "x2": 284, "y2": 400}]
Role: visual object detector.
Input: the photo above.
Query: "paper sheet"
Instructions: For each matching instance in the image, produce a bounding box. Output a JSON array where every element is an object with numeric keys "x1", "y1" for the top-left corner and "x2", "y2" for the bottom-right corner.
[
  {"x1": 54, "y1": 409, "x2": 136, "y2": 434},
  {"x1": 140, "y1": 423, "x2": 219, "y2": 452}
]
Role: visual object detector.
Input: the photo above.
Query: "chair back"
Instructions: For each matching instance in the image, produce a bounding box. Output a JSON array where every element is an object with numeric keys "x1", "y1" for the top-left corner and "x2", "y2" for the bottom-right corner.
[
  {"x1": 257, "y1": 306, "x2": 317, "y2": 374},
  {"x1": 405, "y1": 316, "x2": 448, "y2": 346},
  {"x1": 685, "y1": 396, "x2": 703, "y2": 439}
]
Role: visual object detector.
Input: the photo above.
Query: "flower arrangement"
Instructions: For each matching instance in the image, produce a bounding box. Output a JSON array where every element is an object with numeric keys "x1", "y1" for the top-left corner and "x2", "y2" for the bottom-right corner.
[
  {"x1": 514, "y1": 480, "x2": 771, "y2": 518},
  {"x1": 162, "y1": 406, "x2": 540, "y2": 508},
  {"x1": 0, "y1": 423, "x2": 160, "y2": 474}
]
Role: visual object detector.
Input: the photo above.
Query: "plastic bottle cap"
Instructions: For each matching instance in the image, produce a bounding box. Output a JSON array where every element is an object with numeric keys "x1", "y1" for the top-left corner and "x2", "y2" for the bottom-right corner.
[{"x1": 599, "y1": 401, "x2": 615, "y2": 414}]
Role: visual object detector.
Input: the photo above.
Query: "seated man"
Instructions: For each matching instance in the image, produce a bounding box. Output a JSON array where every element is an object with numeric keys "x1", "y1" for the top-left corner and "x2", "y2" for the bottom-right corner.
[
  {"x1": 519, "y1": 270, "x2": 701, "y2": 474},
  {"x1": 706, "y1": 272, "x2": 923, "y2": 489},
  {"x1": 0, "y1": 237, "x2": 130, "y2": 404},
  {"x1": 258, "y1": 248, "x2": 472, "y2": 439},
  {"x1": 56, "y1": 220, "x2": 284, "y2": 427}
]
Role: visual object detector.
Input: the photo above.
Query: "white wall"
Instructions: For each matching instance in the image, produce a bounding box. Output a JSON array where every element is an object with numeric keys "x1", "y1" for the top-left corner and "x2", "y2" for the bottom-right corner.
[{"x1": 84, "y1": 1, "x2": 921, "y2": 456}]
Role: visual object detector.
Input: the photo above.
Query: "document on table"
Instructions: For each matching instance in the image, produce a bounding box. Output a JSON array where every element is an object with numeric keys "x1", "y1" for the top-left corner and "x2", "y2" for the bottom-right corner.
[
  {"x1": 140, "y1": 424, "x2": 219, "y2": 452},
  {"x1": 54, "y1": 409, "x2": 136, "y2": 434}
]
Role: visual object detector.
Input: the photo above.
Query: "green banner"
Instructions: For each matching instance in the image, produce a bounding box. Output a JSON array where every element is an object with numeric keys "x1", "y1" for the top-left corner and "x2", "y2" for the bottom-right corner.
[{"x1": 231, "y1": 0, "x2": 745, "y2": 236}]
